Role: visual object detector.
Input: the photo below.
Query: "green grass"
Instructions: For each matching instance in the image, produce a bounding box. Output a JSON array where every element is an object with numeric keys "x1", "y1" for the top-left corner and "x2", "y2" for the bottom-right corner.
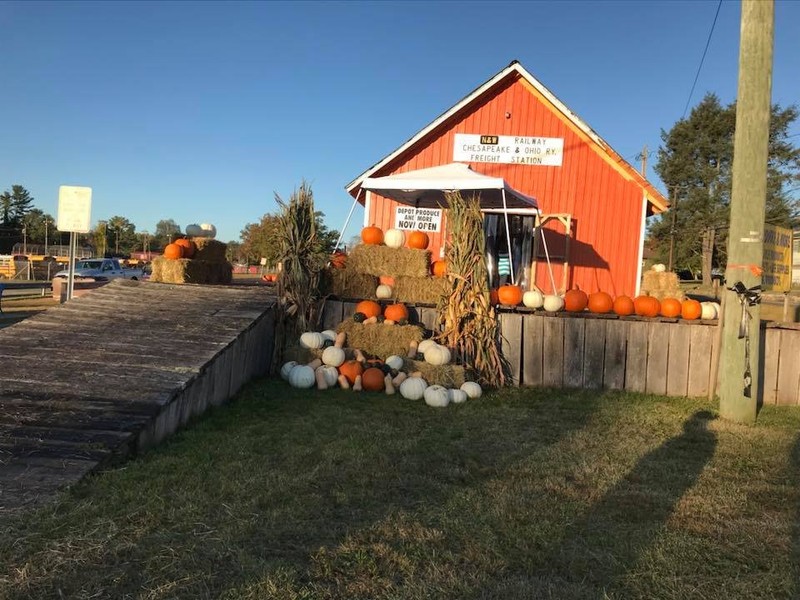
[{"x1": 2, "y1": 383, "x2": 800, "y2": 599}]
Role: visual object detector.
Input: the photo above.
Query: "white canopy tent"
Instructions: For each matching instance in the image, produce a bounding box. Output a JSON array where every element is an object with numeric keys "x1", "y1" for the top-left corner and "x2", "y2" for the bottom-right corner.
[{"x1": 337, "y1": 162, "x2": 555, "y2": 291}]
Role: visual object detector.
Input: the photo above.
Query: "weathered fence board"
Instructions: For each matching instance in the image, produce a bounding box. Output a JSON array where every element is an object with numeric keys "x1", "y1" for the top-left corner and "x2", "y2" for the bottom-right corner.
[
  {"x1": 667, "y1": 324, "x2": 691, "y2": 397},
  {"x1": 563, "y1": 318, "x2": 585, "y2": 388},
  {"x1": 416, "y1": 306, "x2": 440, "y2": 332},
  {"x1": 500, "y1": 313, "x2": 523, "y2": 385},
  {"x1": 341, "y1": 301, "x2": 358, "y2": 321},
  {"x1": 320, "y1": 301, "x2": 343, "y2": 330},
  {"x1": 603, "y1": 319, "x2": 627, "y2": 390},
  {"x1": 645, "y1": 322, "x2": 670, "y2": 395},
  {"x1": 776, "y1": 328, "x2": 800, "y2": 405},
  {"x1": 583, "y1": 319, "x2": 606, "y2": 389},
  {"x1": 542, "y1": 318, "x2": 564, "y2": 388},
  {"x1": 762, "y1": 328, "x2": 781, "y2": 405},
  {"x1": 625, "y1": 321, "x2": 649, "y2": 393},
  {"x1": 523, "y1": 315, "x2": 544, "y2": 386},
  {"x1": 687, "y1": 325, "x2": 713, "y2": 398}
]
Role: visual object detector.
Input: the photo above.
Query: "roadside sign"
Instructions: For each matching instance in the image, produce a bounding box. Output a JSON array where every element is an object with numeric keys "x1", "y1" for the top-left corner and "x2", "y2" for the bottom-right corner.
[
  {"x1": 57, "y1": 186, "x2": 92, "y2": 233},
  {"x1": 762, "y1": 224, "x2": 792, "y2": 292}
]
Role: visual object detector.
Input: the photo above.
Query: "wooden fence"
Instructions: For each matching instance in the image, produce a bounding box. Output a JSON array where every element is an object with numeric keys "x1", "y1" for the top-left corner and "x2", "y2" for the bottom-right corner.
[{"x1": 321, "y1": 300, "x2": 800, "y2": 405}]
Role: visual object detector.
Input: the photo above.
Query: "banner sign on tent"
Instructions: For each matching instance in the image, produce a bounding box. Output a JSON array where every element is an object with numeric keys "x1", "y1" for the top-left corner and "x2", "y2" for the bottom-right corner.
[
  {"x1": 453, "y1": 133, "x2": 564, "y2": 166},
  {"x1": 762, "y1": 225, "x2": 793, "y2": 292},
  {"x1": 394, "y1": 206, "x2": 442, "y2": 232}
]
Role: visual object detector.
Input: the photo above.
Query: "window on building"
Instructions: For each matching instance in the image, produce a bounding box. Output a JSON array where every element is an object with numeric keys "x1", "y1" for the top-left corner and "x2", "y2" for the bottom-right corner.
[{"x1": 483, "y1": 213, "x2": 535, "y2": 289}]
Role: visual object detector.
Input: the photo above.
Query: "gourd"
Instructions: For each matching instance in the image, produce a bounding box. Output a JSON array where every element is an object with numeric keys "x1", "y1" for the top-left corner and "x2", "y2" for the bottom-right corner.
[
  {"x1": 424, "y1": 385, "x2": 450, "y2": 408},
  {"x1": 460, "y1": 381, "x2": 482, "y2": 398},
  {"x1": 587, "y1": 292, "x2": 613, "y2": 314},
  {"x1": 701, "y1": 301, "x2": 719, "y2": 320},
  {"x1": 317, "y1": 365, "x2": 339, "y2": 387},
  {"x1": 652, "y1": 263, "x2": 666, "y2": 273},
  {"x1": 185, "y1": 224, "x2": 202, "y2": 237},
  {"x1": 564, "y1": 289, "x2": 588, "y2": 312},
  {"x1": 338, "y1": 360, "x2": 364, "y2": 385},
  {"x1": 376, "y1": 284, "x2": 393, "y2": 299},
  {"x1": 399, "y1": 376, "x2": 427, "y2": 400},
  {"x1": 384, "y1": 303, "x2": 409, "y2": 322},
  {"x1": 174, "y1": 238, "x2": 196, "y2": 258},
  {"x1": 384, "y1": 374, "x2": 396, "y2": 395},
  {"x1": 322, "y1": 345, "x2": 345, "y2": 367},
  {"x1": 299, "y1": 331, "x2": 325, "y2": 349},
  {"x1": 613, "y1": 295, "x2": 635, "y2": 316},
  {"x1": 355, "y1": 300, "x2": 382, "y2": 319},
  {"x1": 424, "y1": 344, "x2": 451, "y2": 366},
  {"x1": 330, "y1": 251, "x2": 347, "y2": 269},
  {"x1": 659, "y1": 297, "x2": 682, "y2": 318},
  {"x1": 280, "y1": 360, "x2": 298, "y2": 381},
  {"x1": 407, "y1": 231, "x2": 429, "y2": 249},
  {"x1": 522, "y1": 289, "x2": 544, "y2": 309},
  {"x1": 384, "y1": 228, "x2": 405, "y2": 249},
  {"x1": 417, "y1": 339, "x2": 437, "y2": 355},
  {"x1": 681, "y1": 299, "x2": 702, "y2": 320},
  {"x1": 498, "y1": 285, "x2": 523, "y2": 306},
  {"x1": 634, "y1": 295, "x2": 660, "y2": 318},
  {"x1": 361, "y1": 367, "x2": 385, "y2": 392},
  {"x1": 198, "y1": 223, "x2": 217, "y2": 238},
  {"x1": 543, "y1": 294, "x2": 564, "y2": 312},
  {"x1": 163, "y1": 243, "x2": 183, "y2": 260},
  {"x1": 448, "y1": 388, "x2": 468, "y2": 404},
  {"x1": 361, "y1": 225, "x2": 384, "y2": 245},
  {"x1": 385, "y1": 355, "x2": 404, "y2": 371},
  {"x1": 288, "y1": 365, "x2": 315, "y2": 389},
  {"x1": 321, "y1": 329, "x2": 337, "y2": 342},
  {"x1": 432, "y1": 260, "x2": 447, "y2": 277}
]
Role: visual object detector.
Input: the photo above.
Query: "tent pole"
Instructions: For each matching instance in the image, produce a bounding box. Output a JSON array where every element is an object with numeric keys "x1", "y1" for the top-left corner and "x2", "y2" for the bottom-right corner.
[
  {"x1": 501, "y1": 189, "x2": 515, "y2": 284},
  {"x1": 333, "y1": 188, "x2": 363, "y2": 252},
  {"x1": 537, "y1": 213, "x2": 558, "y2": 294}
]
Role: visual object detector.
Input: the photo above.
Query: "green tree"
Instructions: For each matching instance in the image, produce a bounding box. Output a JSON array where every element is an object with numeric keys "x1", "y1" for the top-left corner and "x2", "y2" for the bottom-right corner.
[
  {"x1": 105, "y1": 216, "x2": 138, "y2": 256},
  {"x1": 240, "y1": 211, "x2": 339, "y2": 267},
  {"x1": 154, "y1": 219, "x2": 182, "y2": 250},
  {"x1": 21, "y1": 209, "x2": 60, "y2": 246},
  {"x1": 0, "y1": 191, "x2": 11, "y2": 225},
  {"x1": 650, "y1": 94, "x2": 800, "y2": 285},
  {"x1": 0, "y1": 185, "x2": 34, "y2": 227}
]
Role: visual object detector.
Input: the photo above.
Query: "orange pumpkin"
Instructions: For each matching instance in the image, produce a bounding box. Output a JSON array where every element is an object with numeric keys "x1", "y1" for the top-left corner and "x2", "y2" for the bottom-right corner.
[
  {"x1": 338, "y1": 360, "x2": 364, "y2": 385},
  {"x1": 361, "y1": 225, "x2": 383, "y2": 245},
  {"x1": 384, "y1": 303, "x2": 409, "y2": 322},
  {"x1": 634, "y1": 295, "x2": 660, "y2": 318},
  {"x1": 489, "y1": 289, "x2": 499, "y2": 306},
  {"x1": 361, "y1": 367, "x2": 385, "y2": 392},
  {"x1": 660, "y1": 297, "x2": 682, "y2": 318},
  {"x1": 330, "y1": 251, "x2": 347, "y2": 269},
  {"x1": 407, "y1": 231, "x2": 429, "y2": 250},
  {"x1": 613, "y1": 295, "x2": 635, "y2": 316},
  {"x1": 587, "y1": 291, "x2": 613, "y2": 314},
  {"x1": 174, "y1": 238, "x2": 196, "y2": 258},
  {"x1": 564, "y1": 289, "x2": 589, "y2": 312},
  {"x1": 432, "y1": 260, "x2": 447, "y2": 277},
  {"x1": 497, "y1": 284, "x2": 523, "y2": 306},
  {"x1": 355, "y1": 300, "x2": 382, "y2": 319},
  {"x1": 163, "y1": 243, "x2": 184, "y2": 260},
  {"x1": 681, "y1": 299, "x2": 702, "y2": 320}
]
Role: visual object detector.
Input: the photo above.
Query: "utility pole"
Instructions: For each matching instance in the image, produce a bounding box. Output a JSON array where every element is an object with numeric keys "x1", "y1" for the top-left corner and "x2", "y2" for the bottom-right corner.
[{"x1": 719, "y1": 0, "x2": 774, "y2": 423}]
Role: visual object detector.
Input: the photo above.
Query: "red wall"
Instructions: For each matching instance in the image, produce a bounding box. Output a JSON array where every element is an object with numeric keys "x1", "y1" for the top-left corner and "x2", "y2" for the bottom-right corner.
[{"x1": 362, "y1": 74, "x2": 647, "y2": 297}]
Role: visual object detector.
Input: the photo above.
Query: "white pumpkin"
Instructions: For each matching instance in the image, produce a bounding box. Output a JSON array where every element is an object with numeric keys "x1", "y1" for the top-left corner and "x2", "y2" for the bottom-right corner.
[
  {"x1": 424, "y1": 385, "x2": 450, "y2": 408},
  {"x1": 199, "y1": 223, "x2": 217, "y2": 238},
  {"x1": 385, "y1": 355, "x2": 404, "y2": 371},
  {"x1": 700, "y1": 301, "x2": 718, "y2": 320},
  {"x1": 384, "y1": 228, "x2": 405, "y2": 249},
  {"x1": 417, "y1": 339, "x2": 437, "y2": 355},
  {"x1": 376, "y1": 284, "x2": 393, "y2": 299},
  {"x1": 424, "y1": 344, "x2": 451, "y2": 366},
  {"x1": 322, "y1": 346, "x2": 346, "y2": 367},
  {"x1": 288, "y1": 365, "x2": 315, "y2": 388},
  {"x1": 543, "y1": 294, "x2": 564, "y2": 312},
  {"x1": 185, "y1": 223, "x2": 202, "y2": 237},
  {"x1": 460, "y1": 381, "x2": 482, "y2": 399},
  {"x1": 300, "y1": 331, "x2": 325, "y2": 349},
  {"x1": 448, "y1": 388, "x2": 468, "y2": 404},
  {"x1": 399, "y1": 376, "x2": 428, "y2": 400},
  {"x1": 321, "y1": 329, "x2": 337, "y2": 342},
  {"x1": 652, "y1": 263, "x2": 667, "y2": 273},
  {"x1": 522, "y1": 289, "x2": 545, "y2": 309},
  {"x1": 317, "y1": 365, "x2": 339, "y2": 387},
  {"x1": 280, "y1": 360, "x2": 298, "y2": 381}
]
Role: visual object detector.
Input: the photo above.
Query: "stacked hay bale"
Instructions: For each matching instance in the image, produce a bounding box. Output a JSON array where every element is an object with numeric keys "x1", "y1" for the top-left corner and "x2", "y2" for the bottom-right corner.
[
  {"x1": 640, "y1": 264, "x2": 683, "y2": 300},
  {"x1": 151, "y1": 238, "x2": 233, "y2": 285}
]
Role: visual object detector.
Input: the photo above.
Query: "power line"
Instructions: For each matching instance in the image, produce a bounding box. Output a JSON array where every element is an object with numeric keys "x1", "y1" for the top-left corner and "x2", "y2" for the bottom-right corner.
[{"x1": 681, "y1": 0, "x2": 724, "y2": 119}]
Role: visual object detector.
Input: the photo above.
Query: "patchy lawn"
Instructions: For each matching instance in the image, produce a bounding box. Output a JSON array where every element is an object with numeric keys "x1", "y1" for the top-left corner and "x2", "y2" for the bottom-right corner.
[{"x1": 2, "y1": 383, "x2": 799, "y2": 599}]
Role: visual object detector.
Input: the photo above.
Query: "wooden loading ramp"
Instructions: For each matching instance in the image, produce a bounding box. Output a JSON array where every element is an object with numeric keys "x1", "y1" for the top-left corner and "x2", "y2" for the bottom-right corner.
[{"x1": 0, "y1": 279, "x2": 276, "y2": 515}]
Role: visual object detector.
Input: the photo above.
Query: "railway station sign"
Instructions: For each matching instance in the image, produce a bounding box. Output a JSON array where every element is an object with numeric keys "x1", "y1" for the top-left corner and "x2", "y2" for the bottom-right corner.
[{"x1": 453, "y1": 133, "x2": 564, "y2": 166}]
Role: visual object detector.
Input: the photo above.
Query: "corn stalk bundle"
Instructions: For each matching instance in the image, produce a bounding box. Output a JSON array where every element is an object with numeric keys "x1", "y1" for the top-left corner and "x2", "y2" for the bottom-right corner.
[{"x1": 437, "y1": 192, "x2": 509, "y2": 387}]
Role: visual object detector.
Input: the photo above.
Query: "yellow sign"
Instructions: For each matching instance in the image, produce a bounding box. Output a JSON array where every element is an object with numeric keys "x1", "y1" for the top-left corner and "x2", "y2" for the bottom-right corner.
[{"x1": 762, "y1": 225, "x2": 793, "y2": 292}]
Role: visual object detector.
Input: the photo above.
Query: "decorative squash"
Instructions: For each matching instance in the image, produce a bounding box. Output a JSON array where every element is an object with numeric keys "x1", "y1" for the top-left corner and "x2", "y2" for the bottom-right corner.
[
  {"x1": 376, "y1": 284, "x2": 393, "y2": 299},
  {"x1": 543, "y1": 294, "x2": 564, "y2": 312},
  {"x1": 407, "y1": 231, "x2": 429, "y2": 250},
  {"x1": 384, "y1": 303, "x2": 409, "y2": 322},
  {"x1": 460, "y1": 381, "x2": 482, "y2": 398},
  {"x1": 198, "y1": 223, "x2": 217, "y2": 239},
  {"x1": 659, "y1": 297, "x2": 682, "y2": 318},
  {"x1": 564, "y1": 289, "x2": 589, "y2": 312},
  {"x1": 317, "y1": 366, "x2": 339, "y2": 387},
  {"x1": 384, "y1": 228, "x2": 405, "y2": 249},
  {"x1": 417, "y1": 339, "x2": 437, "y2": 355},
  {"x1": 634, "y1": 295, "x2": 660, "y2": 318},
  {"x1": 163, "y1": 243, "x2": 183, "y2": 260},
  {"x1": 385, "y1": 355, "x2": 404, "y2": 371},
  {"x1": 322, "y1": 346, "x2": 346, "y2": 367},
  {"x1": 330, "y1": 251, "x2": 347, "y2": 269},
  {"x1": 587, "y1": 291, "x2": 614, "y2": 314},
  {"x1": 352, "y1": 312, "x2": 367, "y2": 323},
  {"x1": 338, "y1": 360, "x2": 364, "y2": 385},
  {"x1": 321, "y1": 329, "x2": 337, "y2": 342},
  {"x1": 361, "y1": 367, "x2": 386, "y2": 392},
  {"x1": 497, "y1": 285, "x2": 523, "y2": 306},
  {"x1": 424, "y1": 385, "x2": 450, "y2": 408},
  {"x1": 288, "y1": 365, "x2": 316, "y2": 389},
  {"x1": 613, "y1": 295, "x2": 635, "y2": 316},
  {"x1": 174, "y1": 238, "x2": 196, "y2": 258},
  {"x1": 399, "y1": 376, "x2": 427, "y2": 400},
  {"x1": 424, "y1": 344, "x2": 451, "y2": 366},
  {"x1": 299, "y1": 331, "x2": 325, "y2": 349},
  {"x1": 361, "y1": 225, "x2": 384, "y2": 245},
  {"x1": 701, "y1": 301, "x2": 718, "y2": 320},
  {"x1": 448, "y1": 388, "x2": 468, "y2": 404},
  {"x1": 522, "y1": 289, "x2": 545, "y2": 309},
  {"x1": 489, "y1": 289, "x2": 500, "y2": 306},
  {"x1": 432, "y1": 260, "x2": 448, "y2": 277},
  {"x1": 280, "y1": 361, "x2": 298, "y2": 381},
  {"x1": 681, "y1": 299, "x2": 702, "y2": 320},
  {"x1": 355, "y1": 300, "x2": 382, "y2": 319}
]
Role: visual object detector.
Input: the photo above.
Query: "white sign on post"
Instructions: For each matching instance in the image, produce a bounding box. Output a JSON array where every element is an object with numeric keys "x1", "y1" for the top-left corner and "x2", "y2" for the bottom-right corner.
[
  {"x1": 394, "y1": 206, "x2": 442, "y2": 232},
  {"x1": 453, "y1": 133, "x2": 564, "y2": 166},
  {"x1": 57, "y1": 186, "x2": 93, "y2": 233}
]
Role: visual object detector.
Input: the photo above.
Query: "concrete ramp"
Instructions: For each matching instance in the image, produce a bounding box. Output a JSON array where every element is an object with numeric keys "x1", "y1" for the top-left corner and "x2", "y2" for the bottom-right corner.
[{"x1": 0, "y1": 279, "x2": 275, "y2": 515}]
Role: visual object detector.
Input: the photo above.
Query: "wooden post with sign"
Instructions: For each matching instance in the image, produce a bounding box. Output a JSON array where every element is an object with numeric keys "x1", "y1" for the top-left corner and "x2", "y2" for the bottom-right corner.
[{"x1": 57, "y1": 186, "x2": 93, "y2": 302}]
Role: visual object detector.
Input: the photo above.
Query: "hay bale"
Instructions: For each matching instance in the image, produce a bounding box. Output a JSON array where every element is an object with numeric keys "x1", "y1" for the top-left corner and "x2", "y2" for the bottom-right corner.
[
  {"x1": 193, "y1": 238, "x2": 228, "y2": 262},
  {"x1": 393, "y1": 275, "x2": 450, "y2": 305},
  {"x1": 321, "y1": 267, "x2": 379, "y2": 299},
  {"x1": 641, "y1": 270, "x2": 682, "y2": 300},
  {"x1": 347, "y1": 245, "x2": 430, "y2": 278},
  {"x1": 336, "y1": 319, "x2": 423, "y2": 358},
  {"x1": 150, "y1": 257, "x2": 232, "y2": 284},
  {"x1": 402, "y1": 358, "x2": 467, "y2": 387}
]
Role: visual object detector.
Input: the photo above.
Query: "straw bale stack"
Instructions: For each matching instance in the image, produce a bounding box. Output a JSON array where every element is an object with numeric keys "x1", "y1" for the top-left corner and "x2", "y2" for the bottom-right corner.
[
  {"x1": 641, "y1": 270, "x2": 683, "y2": 301},
  {"x1": 402, "y1": 358, "x2": 467, "y2": 388},
  {"x1": 150, "y1": 257, "x2": 233, "y2": 285},
  {"x1": 347, "y1": 245, "x2": 430, "y2": 278},
  {"x1": 321, "y1": 267, "x2": 378, "y2": 300},
  {"x1": 392, "y1": 275, "x2": 450, "y2": 305},
  {"x1": 193, "y1": 238, "x2": 228, "y2": 262},
  {"x1": 336, "y1": 320, "x2": 423, "y2": 359}
]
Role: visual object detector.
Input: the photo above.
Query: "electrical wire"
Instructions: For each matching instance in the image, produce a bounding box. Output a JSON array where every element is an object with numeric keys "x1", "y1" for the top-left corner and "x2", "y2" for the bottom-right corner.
[{"x1": 681, "y1": 0, "x2": 724, "y2": 119}]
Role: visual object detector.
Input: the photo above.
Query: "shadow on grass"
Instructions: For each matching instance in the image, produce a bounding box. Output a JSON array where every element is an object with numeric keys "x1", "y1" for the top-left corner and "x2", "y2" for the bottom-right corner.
[
  {"x1": 471, "y1": 409, "x2": 718, "y2": 599},
  {"x1": 791, "y1": 433, "x2": 800, "y2": 597}
]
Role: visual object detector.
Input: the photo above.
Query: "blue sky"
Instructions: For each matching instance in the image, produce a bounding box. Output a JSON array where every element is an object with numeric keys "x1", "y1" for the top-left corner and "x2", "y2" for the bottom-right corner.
[{"x1": 2, "y1": 0, "x2": 799, "y2": 244}]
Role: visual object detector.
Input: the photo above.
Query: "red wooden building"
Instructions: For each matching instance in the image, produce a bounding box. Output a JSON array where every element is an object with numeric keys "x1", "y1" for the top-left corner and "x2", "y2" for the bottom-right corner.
[{"x1": 345, "y1": 60, "x2": 669, "y2": 297}]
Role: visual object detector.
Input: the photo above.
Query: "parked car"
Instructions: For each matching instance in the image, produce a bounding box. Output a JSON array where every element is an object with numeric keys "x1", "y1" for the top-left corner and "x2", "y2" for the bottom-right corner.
[{"x1": 53, "y1": 258, "x2": 144, "y2": 281}]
